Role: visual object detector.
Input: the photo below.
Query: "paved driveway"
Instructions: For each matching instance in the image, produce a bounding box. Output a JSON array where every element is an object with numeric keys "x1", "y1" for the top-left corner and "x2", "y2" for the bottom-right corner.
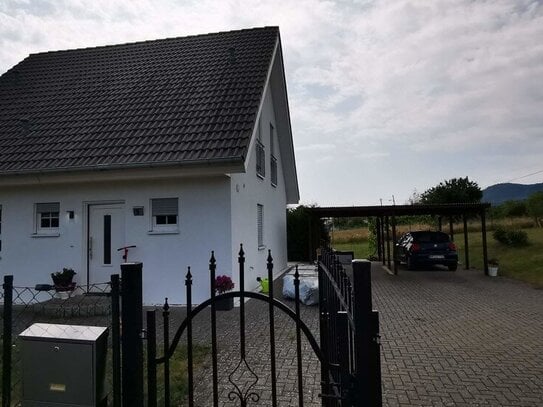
[
  {"x1": 374, "y1": 265, "x2": 543, "y2": 406},
  {"x1": 166, "y1": 263, "x2": 543, "y2": 406}
]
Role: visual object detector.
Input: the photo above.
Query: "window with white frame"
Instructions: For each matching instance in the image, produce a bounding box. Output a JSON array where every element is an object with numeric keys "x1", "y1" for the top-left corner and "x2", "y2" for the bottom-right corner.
[
  {"x1": 256, "y1": 139, "x2": 265, "y2": 178},
  {"x1": 36, "y1": 202, "x2": 60, "y2": 234},
  {"x1": 151, "y1": 198, "x2": 179, "y2": 232},
  {"x1": 270, "y1": 123, "x2": 277, "y2": 187},
  {"x1": 257, "y1": 204, "x2": 264, "y2": 248}
]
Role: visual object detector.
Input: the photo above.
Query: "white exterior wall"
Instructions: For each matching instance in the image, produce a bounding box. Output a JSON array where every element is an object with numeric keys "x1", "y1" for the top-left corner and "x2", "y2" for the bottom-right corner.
[
  {"x1": 230, "y1": 82, "x2": 289, "y2": 292},
  {"x1": 0, "y1": 176, "x2": 231, "y2": 304}
]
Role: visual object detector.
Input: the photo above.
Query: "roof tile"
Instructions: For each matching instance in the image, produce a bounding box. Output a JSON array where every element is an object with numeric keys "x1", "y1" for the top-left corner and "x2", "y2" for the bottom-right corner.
[{"x1": 0, "y1": 27, "x2": 278, "y2": 174}]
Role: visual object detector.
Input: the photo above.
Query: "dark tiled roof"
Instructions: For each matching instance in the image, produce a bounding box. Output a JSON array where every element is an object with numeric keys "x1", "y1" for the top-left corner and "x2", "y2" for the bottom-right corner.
[{"x1": 0, "y1": 27, "x2": 279, "y2": 174}]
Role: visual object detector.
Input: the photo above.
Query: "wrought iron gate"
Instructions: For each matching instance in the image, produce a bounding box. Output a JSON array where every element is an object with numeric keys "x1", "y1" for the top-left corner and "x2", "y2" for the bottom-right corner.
[{"x1": 143, "y1": 246, "x2": 382, "y2": 406}]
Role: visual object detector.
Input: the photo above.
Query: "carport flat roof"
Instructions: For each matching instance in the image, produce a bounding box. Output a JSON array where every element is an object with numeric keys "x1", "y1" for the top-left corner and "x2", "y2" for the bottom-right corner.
[{"x1": 309, "y1": 203, "x2": 491, "y2": 218}]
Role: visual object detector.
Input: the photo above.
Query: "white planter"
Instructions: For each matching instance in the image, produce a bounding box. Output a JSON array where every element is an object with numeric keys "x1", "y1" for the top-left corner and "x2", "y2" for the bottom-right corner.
[{"x1": 488, "y1": 266, "x2": 498, "y2": 277}]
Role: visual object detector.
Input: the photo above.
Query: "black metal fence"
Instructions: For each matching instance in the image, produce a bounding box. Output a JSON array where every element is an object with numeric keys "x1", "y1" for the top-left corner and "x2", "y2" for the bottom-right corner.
[
  {"x1": 146, "y1": 247, "x2": 329, "y2": 407},
  {"x1": 1, "y1": 275, "x2": 120, "y2": 407},
  {"x1": 319, "y1": 248, "x2": 382, "y2": 406},
  {"x1": 2, "y1": 248, "x2": 382, "y2": 407}
]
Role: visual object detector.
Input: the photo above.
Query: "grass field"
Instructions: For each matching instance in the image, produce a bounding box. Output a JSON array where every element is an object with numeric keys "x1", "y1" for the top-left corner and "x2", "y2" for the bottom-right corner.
[{"x1": 331, "y1": 222, "x2": 543, "y2": 288}]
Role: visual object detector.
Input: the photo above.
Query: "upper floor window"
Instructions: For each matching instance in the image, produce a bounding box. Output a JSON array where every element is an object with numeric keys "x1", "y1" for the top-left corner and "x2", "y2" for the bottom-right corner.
[
  {"x1": 36, "y1": 202, "x2": 60, "y2": 234},
  {"x1": 270, "y1": 123, "x2": 277, "y2": 187},
  {"x1": 256, "y1": 139, "x2": 265, "y2": 178},
  {"x1": 257, "y1": 204, "x2": 264, "y2": 248},
  {"x1": 151, "y1": 198, "x2": 178, "y2": 232}
]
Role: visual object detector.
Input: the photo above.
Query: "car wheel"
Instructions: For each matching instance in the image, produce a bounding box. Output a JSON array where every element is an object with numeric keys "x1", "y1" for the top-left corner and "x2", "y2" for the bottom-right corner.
[
  {"x1": 448, "y1": 263, "x2": 458, "y2": 271},
  {"x1": 407, "y1": 257, "x2": 415, "y2": 270}
]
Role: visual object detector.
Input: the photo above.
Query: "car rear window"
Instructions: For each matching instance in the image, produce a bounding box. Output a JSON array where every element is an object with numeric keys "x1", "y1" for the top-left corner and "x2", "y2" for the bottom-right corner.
[{"x1": 413, "y1": 232, "x2": 450, "y2": 243}]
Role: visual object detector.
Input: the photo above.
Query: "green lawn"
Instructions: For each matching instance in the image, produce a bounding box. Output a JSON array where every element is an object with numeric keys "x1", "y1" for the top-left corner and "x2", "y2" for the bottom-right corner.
[{"x1": 332, "y1": 228, "x2": 543, "y2": 288}]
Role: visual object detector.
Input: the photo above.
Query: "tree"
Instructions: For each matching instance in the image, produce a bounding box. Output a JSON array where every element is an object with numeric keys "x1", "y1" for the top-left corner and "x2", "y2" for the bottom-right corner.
[
  {"x1": 420, "y1": 177, "x2": 482, "y2": 204},
  {"x1": 287, "y1": 205, "x2": 329, "y2": 261},
  {"x1": 526, "y1": 191, "x2": 543, "y2": 227}
]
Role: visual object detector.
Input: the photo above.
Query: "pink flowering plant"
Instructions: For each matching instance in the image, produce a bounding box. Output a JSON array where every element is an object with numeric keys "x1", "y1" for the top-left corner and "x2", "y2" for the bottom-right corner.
[{"x1": 214, "y1": 275, "x2": 235, "y2": 294}]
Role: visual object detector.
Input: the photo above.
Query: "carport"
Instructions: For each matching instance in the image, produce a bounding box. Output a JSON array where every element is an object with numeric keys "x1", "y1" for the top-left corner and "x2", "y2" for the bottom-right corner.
[{"x1": 308, "y1": 203, "x2": 492, "y2": 275}]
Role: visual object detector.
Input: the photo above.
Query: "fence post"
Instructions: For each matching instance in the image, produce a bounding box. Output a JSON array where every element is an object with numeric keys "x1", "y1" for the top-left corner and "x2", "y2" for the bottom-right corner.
[
  {"x1": 2, "y1": 275, "x2": 13, "y2": 407},
  {"x1": 146, "y1": 310, "x2": 157, "y2": 407},
  {"x1": 352, "y1": 260, "x2": 381, "y2": 407},
  {"x1": 110, "y1": 274, "x2": 121, "y2": 407},
  {"x1": 121, "y1": 262, "x2": 143, "y2": 407}
]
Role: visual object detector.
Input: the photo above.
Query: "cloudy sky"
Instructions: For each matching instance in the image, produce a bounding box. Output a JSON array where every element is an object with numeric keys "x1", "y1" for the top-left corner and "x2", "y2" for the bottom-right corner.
[{"x1": 1, "y1": 0, "x2": 542, "y2": 206}]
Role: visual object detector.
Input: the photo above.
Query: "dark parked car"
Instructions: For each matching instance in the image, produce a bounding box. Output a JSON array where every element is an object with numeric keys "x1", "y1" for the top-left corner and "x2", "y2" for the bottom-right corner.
[{"x1": 394, "y1": 231, "x2": 458, "y2": 271}]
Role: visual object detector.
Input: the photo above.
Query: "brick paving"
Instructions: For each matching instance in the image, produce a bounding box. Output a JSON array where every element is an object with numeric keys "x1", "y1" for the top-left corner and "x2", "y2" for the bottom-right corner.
[{"x1": 162, "y1": 264, "x2": 543, "y2": 406}]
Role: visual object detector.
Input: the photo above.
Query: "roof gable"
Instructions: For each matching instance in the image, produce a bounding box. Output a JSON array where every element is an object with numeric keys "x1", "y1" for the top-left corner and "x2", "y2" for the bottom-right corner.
[{"x1": 0, "y1": 27, "x2": 279, "y2": 174}]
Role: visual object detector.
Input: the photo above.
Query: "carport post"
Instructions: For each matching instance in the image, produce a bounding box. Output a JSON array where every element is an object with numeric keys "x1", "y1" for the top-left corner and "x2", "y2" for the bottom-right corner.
[
  {"x1": 380, "y1": 217, "x2": 386, "y2": 266},
  {"x1": 385, "y1": 216, "x2": 391, "y2": 270},
  {"x1": 449, "y1": 218, "x2": 454, "y2": 242},
  {"x1": 463, "y1": 214, "x2": 470, "y2": 269},
  {"x1": 391, "y1": 214, "x2": 398, "y2": 275},
  {"x1": 121, "y1": 262, "x2": 144, "y2": 407},
  {"x1": 376, "y1": 217, "x2": 382, "y2": 262},
  {"x1": 481, "y1": 210, "x2": 489, "y2": 275}
]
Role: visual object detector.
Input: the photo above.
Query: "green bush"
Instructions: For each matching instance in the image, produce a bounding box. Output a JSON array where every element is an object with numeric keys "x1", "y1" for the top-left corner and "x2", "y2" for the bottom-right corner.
[
  {"x1": 492, "y1": 227, "x2": 529, "y2": 247},
  {"x1": 492, "y1": 227, "x2": 509, "y2": 244},
  {"x1": 507, "y1": 230, "x2": 529, "y2": 246}
]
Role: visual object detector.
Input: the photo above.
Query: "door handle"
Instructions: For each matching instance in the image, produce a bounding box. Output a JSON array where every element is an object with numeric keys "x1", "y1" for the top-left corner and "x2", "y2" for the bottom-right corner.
[{"x1": 89, "y1": 237, "x2": 93, "y2": 260}]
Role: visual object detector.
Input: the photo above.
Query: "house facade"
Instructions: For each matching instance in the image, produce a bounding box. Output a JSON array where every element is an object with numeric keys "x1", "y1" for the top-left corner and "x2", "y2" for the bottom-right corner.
[{"x1": 0, "y1": 27, "x2": 298, "y2": 304}]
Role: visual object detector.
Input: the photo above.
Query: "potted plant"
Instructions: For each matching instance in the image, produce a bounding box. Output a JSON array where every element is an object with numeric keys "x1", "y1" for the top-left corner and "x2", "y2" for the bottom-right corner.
[
  {"x1": 488, "y1": 258, "x2": 499, "y2": 277},
  {"x1": 214, "y1": 275, "x2": 235, "y2": 311},
  {"x1": 51, "y1": 268, "x2": 77, "y2": 292}
]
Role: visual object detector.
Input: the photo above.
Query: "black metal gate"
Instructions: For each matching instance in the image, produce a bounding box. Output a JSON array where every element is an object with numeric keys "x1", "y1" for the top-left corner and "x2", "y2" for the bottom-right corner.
[
  {"x1": 2, "y1": 247, "x2": 381, "y2": 406},
  {"x1": 143, "y1": 246, "x2": 382, "y2": 406}
]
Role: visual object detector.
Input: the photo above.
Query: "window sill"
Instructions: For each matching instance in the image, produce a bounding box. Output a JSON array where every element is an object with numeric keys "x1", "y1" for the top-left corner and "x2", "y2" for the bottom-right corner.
[
  {"x1": 258, "y1": 245, "x2": 266, "y2": 251},
  {"x1": 271, "y1": 182, "x2": 277, "y2": 188},
  {"x1": 257, "y1": 173, "x2": 265, "y2": 180},
  {"x1": 31, "y1": 232, "x2": 60, "y2": 238},
  {"x1": 147, "y1": 230, "x2": 179, "y2": 235}
]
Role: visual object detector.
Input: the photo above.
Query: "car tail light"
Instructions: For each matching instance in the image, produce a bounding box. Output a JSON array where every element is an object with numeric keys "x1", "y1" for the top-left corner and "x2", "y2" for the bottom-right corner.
[
  {"x1": 410, "y1": 243, "x2": 421, "y2": 252},
  {"x1": 448, "y1": 242, "x2": 457, "y2": 251}
]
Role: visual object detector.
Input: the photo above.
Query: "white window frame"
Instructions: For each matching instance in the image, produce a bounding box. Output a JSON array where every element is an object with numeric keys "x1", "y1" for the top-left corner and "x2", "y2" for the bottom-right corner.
[
  {"x1": 150, "y1": 198, "x2": 179, "y2": 234},
  {"x1": 35, "y1": 202, "x2": 60, "y2": 236},
  {"x1": 257, "y1": 204, "x2": 264, "y2": 249},
  {"x1": 256, "y1": 139, "x2": 265, "y2": 178},
  {"x1": 270, "y1": 123, "x2": 278, "y2": 187}
]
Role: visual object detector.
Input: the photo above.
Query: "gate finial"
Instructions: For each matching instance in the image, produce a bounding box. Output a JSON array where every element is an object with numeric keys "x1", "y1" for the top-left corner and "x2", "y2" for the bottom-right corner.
[
  {"x1": 210, "y1": 251, "x2": 216, "y2": 265},
  {"x1": 163, "y1": 297, "x2": 169, "y2": 312},
  {"x1": 238, "y1": 244, "x2": 245, "y2": 263},
  {"x1": 185, "y1": 267, "x2": 192, "y2": 285}
]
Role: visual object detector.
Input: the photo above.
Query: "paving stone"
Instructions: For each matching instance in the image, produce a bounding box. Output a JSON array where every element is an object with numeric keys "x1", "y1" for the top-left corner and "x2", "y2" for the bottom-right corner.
[{"x1": 155, "y1": 263, "x2": 542, "y2": 406}]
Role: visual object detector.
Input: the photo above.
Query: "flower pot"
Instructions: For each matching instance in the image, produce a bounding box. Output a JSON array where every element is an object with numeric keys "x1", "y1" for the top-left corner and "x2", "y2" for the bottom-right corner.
[
  {"x1": 488, "y1": 266, "x2": 498, "y2": 277},
  {"x1": 215, "y1": 296, "x2": 234, "y2": 311}
]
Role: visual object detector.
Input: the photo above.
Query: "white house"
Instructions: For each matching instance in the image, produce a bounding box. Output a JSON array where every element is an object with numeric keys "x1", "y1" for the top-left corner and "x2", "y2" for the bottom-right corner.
[{"x1": 0, "y1": 27, "x2": 299, "y2": 304}]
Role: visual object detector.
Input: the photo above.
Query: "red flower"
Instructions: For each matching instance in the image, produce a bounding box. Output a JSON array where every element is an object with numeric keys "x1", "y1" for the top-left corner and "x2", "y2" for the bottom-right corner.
[{"x1": 214, "y1": 275, "x2": 235, "y2": 294}]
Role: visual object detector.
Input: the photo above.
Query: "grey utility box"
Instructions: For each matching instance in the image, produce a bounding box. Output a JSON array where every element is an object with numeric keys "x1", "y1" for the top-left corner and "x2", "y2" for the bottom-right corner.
[{"x1": 19, "y1": 323, "x2": 108, "y2": 407}]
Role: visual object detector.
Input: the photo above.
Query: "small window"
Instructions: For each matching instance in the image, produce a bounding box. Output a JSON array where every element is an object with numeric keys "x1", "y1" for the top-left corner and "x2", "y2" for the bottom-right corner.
[
  {"x1": 270, "y1": 124, "x2": 277, "y2": 187},
  {"x1": 256, "y1": 140, "x2": 265, "y2": 178},
  {"x1": 36, "y1": 202, "x2": 60, "y2": 234},
  {"x1": 257, "y1": 204, "x2": 264, "y2": 248},
  {"x1": 151, "y1": 198, "x2": 179, "y2": 232}
]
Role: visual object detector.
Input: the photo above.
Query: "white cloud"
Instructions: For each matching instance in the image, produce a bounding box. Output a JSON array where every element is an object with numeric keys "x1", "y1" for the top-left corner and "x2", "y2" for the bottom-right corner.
[{"x1": 1, "y1": 0, "x2": 542, "y2": 204}]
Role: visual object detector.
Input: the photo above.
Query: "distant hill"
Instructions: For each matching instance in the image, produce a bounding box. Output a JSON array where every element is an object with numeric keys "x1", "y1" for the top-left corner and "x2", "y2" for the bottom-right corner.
[{"x1": 482, "y1": 182, "x2": 543, "y2": 205}]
